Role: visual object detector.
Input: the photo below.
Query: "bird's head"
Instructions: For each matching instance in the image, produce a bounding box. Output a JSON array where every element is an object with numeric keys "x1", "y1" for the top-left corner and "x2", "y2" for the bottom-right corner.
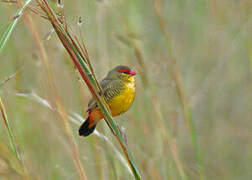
[{"x1": 107, "y1": 65, "x2": 137, "y2": 81}]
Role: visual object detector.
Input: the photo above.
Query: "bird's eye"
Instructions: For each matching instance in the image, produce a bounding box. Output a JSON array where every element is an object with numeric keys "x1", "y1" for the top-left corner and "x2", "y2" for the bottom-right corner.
[{"x1": 123, "y1": 71, "x2": 130, "y2": 74}]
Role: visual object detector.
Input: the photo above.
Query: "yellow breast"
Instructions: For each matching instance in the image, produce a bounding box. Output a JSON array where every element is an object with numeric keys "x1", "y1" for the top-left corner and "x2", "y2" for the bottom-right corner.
[{"x1": 108, "y1": 77, "x2": 135, "y2": 117}]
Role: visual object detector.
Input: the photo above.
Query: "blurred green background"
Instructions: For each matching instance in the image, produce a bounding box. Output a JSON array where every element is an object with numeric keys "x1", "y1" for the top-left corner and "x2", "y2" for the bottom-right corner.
[{"x1": 0, "y1": 0, "x2": 251, "y2": 179}]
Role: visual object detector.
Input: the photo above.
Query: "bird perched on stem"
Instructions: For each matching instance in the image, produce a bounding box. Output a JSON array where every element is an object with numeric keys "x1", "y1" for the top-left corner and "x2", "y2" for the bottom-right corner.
[{"x1": 79, "y1": 65, "x2": 137, "y2": 137}]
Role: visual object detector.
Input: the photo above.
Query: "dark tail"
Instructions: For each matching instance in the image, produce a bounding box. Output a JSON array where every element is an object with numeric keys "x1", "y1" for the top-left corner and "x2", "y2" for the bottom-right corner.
[{"x1": 79, "y1": 117, "x2": 96, "y2": 137}]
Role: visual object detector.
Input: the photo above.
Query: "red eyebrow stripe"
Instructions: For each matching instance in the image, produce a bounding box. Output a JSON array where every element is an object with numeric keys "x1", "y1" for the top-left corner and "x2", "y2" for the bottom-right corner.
[{"x1": 118, "y1": 69, "x2": 130, "y2": 73}]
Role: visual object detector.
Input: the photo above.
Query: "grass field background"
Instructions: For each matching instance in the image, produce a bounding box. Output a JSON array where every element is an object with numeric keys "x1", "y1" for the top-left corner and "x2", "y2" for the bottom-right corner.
[{"x1": 0, "y1": 0, "x2": 251, "y2": 179}]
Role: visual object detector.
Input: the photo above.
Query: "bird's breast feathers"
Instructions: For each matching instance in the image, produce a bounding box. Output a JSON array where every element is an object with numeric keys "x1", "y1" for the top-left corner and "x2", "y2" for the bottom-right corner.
[{"x1": 108, "y1": 77, "x2": 135, "y2": 116}]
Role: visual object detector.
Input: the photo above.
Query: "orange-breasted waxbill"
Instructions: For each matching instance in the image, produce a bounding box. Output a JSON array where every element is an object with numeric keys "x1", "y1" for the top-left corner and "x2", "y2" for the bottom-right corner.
[{"x1": 79, "y1": 65, "x2": 137, "y2": 137}]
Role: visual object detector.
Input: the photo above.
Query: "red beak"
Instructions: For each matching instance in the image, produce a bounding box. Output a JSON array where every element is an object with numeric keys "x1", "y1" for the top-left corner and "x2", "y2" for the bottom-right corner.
[{"x1": 130, "y1": 71, "x2": 137, "y2": 76}]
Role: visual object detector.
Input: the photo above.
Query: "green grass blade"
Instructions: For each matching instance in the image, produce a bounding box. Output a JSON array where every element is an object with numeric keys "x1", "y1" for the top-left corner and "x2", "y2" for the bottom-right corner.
[
  {"x1": 36, "y1": 1, "x2": 141, "y2": 178},
  {"x1": 75, "y1": 52, "x2": 141, "y2": 179},
  {"x1": 0, "y1": 96, "x2": 21, "y2": 161},
  {"x1": 61, "y1": 32, "x2": 141, "y2": 179},
  {"x1": 0, "y1": 0, "x2": 33, "y2": 53}
]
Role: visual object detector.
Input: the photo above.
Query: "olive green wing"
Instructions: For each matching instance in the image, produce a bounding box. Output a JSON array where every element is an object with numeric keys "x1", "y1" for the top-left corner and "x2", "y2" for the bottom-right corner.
[
  {"x1": 87, "y1": 79, "x2": 124, "y2": 110},
  {"x1": 102, "y1": 80, "x2": 125, "y2": 102}
]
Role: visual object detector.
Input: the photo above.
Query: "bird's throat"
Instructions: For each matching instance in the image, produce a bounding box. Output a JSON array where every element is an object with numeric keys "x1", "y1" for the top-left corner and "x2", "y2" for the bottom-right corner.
[{"x1": 127, "y1": 76, "x2": 135, "y2": 89}]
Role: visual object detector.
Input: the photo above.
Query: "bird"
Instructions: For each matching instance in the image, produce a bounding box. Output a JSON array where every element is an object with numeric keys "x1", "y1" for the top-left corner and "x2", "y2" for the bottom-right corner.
[{"x1": 79, "y1": 65, "x2": 137, "y2": 137}]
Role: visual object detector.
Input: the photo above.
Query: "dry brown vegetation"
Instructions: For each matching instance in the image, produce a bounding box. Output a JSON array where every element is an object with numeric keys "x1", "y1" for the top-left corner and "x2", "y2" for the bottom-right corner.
[{"x1": 0, "y1": 0, "x2": 251, "y2": 179}]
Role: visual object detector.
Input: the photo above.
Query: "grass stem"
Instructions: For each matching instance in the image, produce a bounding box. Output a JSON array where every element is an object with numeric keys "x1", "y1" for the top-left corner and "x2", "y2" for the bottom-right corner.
[{"x1": 0, "y1": 96, "x2": 22, "y2": 162}]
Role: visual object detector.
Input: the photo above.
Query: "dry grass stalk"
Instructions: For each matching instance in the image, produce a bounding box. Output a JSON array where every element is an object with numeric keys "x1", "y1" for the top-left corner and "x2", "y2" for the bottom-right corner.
[
  {"x1": 131, "y1": 38, "x2": 186, "y2": 179},
  {"x1": 152, "y1": 0, "x2": 202, "y2": 174},
  {"x1": 33, "y1": 0, "x2": 141, "y2": 178},
  {"x1": 0, "y1": 97, "x2": 21, "y2": 162},
  {"x1": 15, "y1": 0, "x2": 87, "y2": 178}
]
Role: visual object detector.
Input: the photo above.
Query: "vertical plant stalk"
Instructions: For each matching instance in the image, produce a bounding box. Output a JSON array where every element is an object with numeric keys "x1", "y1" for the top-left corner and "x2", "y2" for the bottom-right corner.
[
  {"x1": 14, "y1": 0, "x2": 87, "y2": 179},
  {"x1": 0, "y1": 0, "x2": 33, "y2": 53},
  {"x1": 0, "y1": 140, "x2": 28, "y2": 178},
  {"x1": 0, "y1": 96, "x2": 21, "y2": 162},
  {"x1": 249, "y1": 43, "x2": 252, "y2": 84},
  {"x1": 124, "y1": 35, "x2": 186, "y2": 179},
  {"x1": 135, "y1": 47, "x2": 186, "y2": 179},
  {"x1": 152, "y1": 0, "x2": 202, "y2": 168},
  {"x1": 36, "y1": 0, "x2": 141, "y2": 179}
]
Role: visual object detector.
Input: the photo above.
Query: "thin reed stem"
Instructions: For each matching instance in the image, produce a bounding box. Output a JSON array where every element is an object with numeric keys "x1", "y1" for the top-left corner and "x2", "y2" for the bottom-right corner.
[
  {"x1": 35, "y1": 0, "x2": 141, "y2": 178},
  {"x1": 16, "y1": 0, "x2": 87, "y2": 178},
  {"x1": 0, "y1": 0, "x2": 33, "y2": 53},
  {"x1": 0, "y1": 96, "x2": 21, "y2": 162},
  {"x1": 152, "y1": 0, "x2": 202, "y2": 169},
  {"x1": 129, "y1": 37, "x2": 187, "y2": 179}
]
